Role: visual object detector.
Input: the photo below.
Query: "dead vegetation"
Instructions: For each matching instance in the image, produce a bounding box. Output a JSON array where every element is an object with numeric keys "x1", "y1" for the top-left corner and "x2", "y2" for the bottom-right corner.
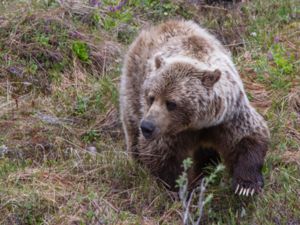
[
  {"x1": 0, "y1": 0, "x2": 299, "y2": 224},
  {"x1": 0, "y1": 6, "x2": 121, "y2": 96}
]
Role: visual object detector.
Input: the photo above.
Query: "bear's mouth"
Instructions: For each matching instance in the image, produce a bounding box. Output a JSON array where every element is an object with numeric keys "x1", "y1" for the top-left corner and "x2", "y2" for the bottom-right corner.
[{"x1": 141, "y1": 127, "x2": 161, "y2": 140}]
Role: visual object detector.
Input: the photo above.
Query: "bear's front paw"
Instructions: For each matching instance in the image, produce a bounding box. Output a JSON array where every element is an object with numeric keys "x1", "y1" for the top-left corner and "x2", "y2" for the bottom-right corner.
[{"x1": 232, "y1": 174, "x2": 264, "y2": 197}]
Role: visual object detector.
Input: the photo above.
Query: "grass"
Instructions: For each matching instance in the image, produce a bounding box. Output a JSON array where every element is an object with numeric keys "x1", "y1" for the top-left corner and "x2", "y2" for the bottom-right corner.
[{"x1": 0, "y1": 0, "x2": 299, "y2": 224}]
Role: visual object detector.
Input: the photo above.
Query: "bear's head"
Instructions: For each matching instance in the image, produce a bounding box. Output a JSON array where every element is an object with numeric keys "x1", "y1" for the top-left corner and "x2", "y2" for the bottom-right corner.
[{"x1": 140, "y1": 56, "x2": 225, "y2": 139}]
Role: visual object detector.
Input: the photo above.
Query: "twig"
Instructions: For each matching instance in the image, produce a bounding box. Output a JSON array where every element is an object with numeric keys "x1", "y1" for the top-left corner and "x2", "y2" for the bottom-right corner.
[
  {"x1": 225, "y1": 41, "x2": 247, "y2": 47},
  {"x1": 200, "y1": 5, "x2": 228, "y2": 11}
]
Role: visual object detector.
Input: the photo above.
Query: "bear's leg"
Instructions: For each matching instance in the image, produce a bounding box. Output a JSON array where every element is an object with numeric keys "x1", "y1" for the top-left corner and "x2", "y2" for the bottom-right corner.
[
  {"x1": 190, "y1": 147, "x2": 221, "y2": 187},
  {"x1": 155, "y1": 156, "x2": 184, "y2": 191},
  {"x1": 120, "y1": 102, "x2": 140, "y2": 158},
  {"x1": 231, "y1": 136, "x2": 268, "y2": 196},
  {"x1": 137, "y1": 138, "x2": 186, "y2": 190},
  {"x1": 122, "y1": 118, "x2": 140, "y2": 159},
  {"x1": 120, "y1": 88, "x2": 141, "y2": 159},
  {"x1": 159, "y1": 150, "x2": 220, "y2": 191}
]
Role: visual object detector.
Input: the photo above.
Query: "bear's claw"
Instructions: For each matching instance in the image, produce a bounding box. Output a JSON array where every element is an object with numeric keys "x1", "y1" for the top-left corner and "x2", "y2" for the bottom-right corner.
[
  {"x1": 234, "y1": 185, "x2": 255, "y2": 196},
  {"x1": 234, "y1": 184, "x2": 240, "y2": 194},
  {"x1": 233, "y1": 183, "x2": 260, "y2": 197},
  {"x1": 232, "y1": 171, "x2": 264, "y2": 197}
]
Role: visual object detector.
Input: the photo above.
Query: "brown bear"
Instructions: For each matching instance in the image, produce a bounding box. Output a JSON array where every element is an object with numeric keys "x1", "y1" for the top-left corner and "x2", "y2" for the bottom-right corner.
[{"x1": 119, "y1": 20, "x2": 270, "y2": 196}]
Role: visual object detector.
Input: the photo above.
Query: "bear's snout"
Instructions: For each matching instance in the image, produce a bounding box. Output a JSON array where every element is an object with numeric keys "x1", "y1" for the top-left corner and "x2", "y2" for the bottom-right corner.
[{"x1": 140, "y1": 120, "x2": 156, "y2": 139}]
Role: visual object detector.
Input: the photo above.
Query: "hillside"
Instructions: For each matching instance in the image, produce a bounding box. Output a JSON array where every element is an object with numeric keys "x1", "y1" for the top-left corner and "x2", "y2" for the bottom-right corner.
[{"x1": 0, "y1": 0, "x2": 299, "y2": 224}]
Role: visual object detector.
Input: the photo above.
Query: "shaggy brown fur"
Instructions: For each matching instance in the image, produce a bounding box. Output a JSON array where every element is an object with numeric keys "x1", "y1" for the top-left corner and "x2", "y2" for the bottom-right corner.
[{"x1": 120, "y1": 20, "x2": 270, "y2": 195}]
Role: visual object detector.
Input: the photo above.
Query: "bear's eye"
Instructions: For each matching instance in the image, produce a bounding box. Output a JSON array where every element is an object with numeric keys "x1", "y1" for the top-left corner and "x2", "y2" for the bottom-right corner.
[
  {"x1": 166, "y1": 101, "x2": 177, "y2": 111},
  {"x1": 148, "y1": 96, "x2": 155, "y2": 105}
]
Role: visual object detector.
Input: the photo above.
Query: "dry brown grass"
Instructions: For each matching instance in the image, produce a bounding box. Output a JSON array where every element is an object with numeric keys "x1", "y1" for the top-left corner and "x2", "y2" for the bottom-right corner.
[
  {"x1": 0, "y1": 6, "x2": 121, "y2": 96},
  {"x1": 0, "y1": 0, "x2": 299, "y2": 224}
]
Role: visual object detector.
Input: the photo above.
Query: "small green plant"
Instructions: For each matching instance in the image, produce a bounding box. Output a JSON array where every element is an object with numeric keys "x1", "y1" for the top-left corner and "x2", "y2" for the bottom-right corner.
[
  {"x1": 26, "y1": 62, "x2": 38, "y2": 75},
  {"x1": 117, "y1": 25, "x2": 137, "y2": 44},
  {"x1": 91, "y1": 10, "x2": 101, "y2": 26},
  {"x1": 72, "y1": 41, "x2": 90, "y2": 61},
  {"x1": 176, "y1": 158, "x2": 225, "y2": 225},
  {"x1": 102, "y1": 16, "x2": 116, "y2": 31},
  {"x1": 82, "y1": 130, "x2": 100, "y2": 143},
  {"x1": 49, "y1": 70, "x2": 62, "y2": 84},
  {"x1": 75, "y1": 95, "x2": 88, "y2": 114},
  {"x1": 0, "y1": 136, "x2": 4, "y2": 145},
  {"x1": 102, "y1": 10, "x2": 133, "y2": 31},
  {"x1": 39, "y1": 0, "x2": 59, "y2": 8},
  {"x1": 277, "y1": 5, "x2": 291, "y2": 23},
  {"x1": 176, "y1": 158, "x2": 193, "y2": 188},
  {"x1": 272, "y1": 43, "x2": 294, "y2": 74},
  {"x1": 36, "y1": 34, "x2": 50, "y2": 46},
  {"x1": 253, "y1": 42, "x2": 295, "y2": 90},
  {"x1": 100, "y1": 77, "x2": 119, "y2": 106},
  {"x1": 246, "y1": 92, "x2": 254, "y2": 102},
  {"x1": 138, "y1": 0, "x2": 180, "y2": 20},
  {"x1": 268, "y1": 43, "x2": 295, "y2": 90},
  {"x1": 94, "y1": 90, "x2": 105, "y2": 112}
]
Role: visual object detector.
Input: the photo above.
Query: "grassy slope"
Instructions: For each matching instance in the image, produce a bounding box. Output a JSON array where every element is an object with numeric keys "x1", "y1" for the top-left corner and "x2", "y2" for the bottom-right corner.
[{"x1": 0, "y1": 0, "x2": 299, "y2": 224}]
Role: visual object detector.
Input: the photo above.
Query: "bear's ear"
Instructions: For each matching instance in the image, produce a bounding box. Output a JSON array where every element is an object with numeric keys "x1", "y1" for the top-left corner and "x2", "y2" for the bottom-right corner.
[
  {"x1": 154, "y1": 55, "x2": 165, "y2": 69},
  {"x1": 201, "y1": 69, "x2": 221, "y2": 88}
]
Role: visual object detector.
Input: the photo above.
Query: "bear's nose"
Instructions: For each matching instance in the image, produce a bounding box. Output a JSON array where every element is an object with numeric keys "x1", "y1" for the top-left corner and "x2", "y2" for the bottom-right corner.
[{"x1": 140, "y1": 120, "x2": 156, "y2": 139}]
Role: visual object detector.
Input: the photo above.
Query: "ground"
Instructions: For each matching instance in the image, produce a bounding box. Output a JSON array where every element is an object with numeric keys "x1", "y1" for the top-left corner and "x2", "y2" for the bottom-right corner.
[{"x1": 0, "y1": 0, "x2": 299, "y2": 224}]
